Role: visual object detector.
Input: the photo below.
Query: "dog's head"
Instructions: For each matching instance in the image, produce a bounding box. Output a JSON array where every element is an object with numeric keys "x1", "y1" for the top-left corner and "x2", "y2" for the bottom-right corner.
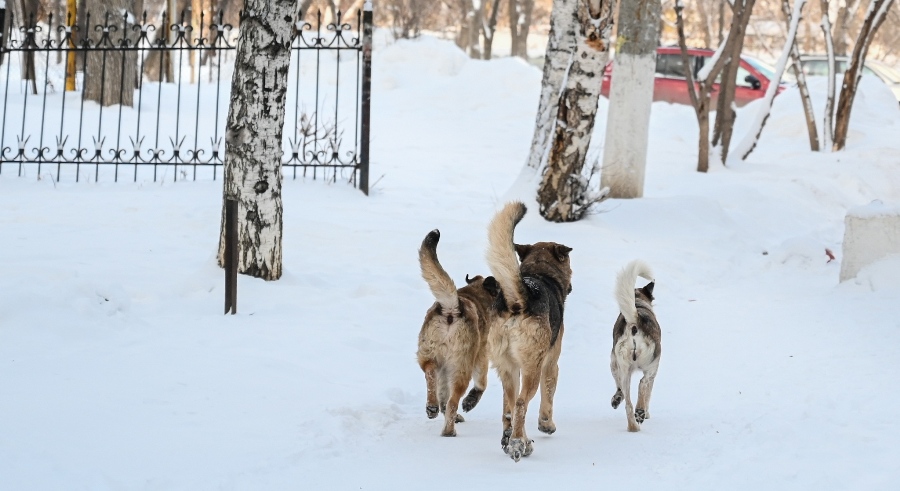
[
  {"x1": 465, "y1": 274, "x2": 503, "y2": 300},
  {"x1": 515, "y1": 241, "x2": 573, "y2": 295},
  {"x1": 636, "y1": 281, "x2": 655, "y2": 304}
]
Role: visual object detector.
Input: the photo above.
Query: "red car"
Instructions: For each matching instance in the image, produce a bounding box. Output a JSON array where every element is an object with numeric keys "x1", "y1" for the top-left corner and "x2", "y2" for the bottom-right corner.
[{"x1": 601, "y1": 46, "x2": 785, "y2": 107}]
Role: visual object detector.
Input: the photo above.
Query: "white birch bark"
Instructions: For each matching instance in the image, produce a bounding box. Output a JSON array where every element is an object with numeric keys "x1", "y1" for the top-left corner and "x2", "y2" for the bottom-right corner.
[
  {"x1": 536, "y1": 0, "x2": 617, "y2": 222},
  {"x1": 735, "y1": 0, "x2": 805, "y2": 161},
  {"x1": 600, "y1": 0, "x2": 662, "y2": 199},
  {"x1": 524, "y1": 0, "x2": 579, "y2": 171},
  {"x1": 216, "y1": 0, "x2": 294, "y2": 280},
  {"x1": 821, "y1": 0, "x2": 836, "y2": 151}
]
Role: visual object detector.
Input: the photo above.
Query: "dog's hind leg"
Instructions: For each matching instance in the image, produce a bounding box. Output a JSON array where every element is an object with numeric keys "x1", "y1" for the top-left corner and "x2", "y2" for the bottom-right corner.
[
  {"x1": 442, "y1": 372, "x2": 470, "y2": 437},
  {"x1": 420, "y1": 359, "x2": 439, "y2": 419},
  {"x1": 636, "y1": 360, "x2": 659, "y2": 424},
  {"x1": 538, "y1": 342, "x2": 562, "y2": 435},
  {"x1": 437, "y1": 368, "x2": 464, "y2": 424},
  {"x1": 462, "y1": 351, "x2": 489, "y2": 412},
  {"x1": 610, "y1": 353, "x2": 624, "y2": 409},
  {"x1": 617, "y1": 367, "x2": 640, "y2": 432},
  {"x1": 497, "y1": 365, "x2": 519, "y2": 450},
  {"x1": 507, "y1": 365, "x2": 540, "y2": 462}
]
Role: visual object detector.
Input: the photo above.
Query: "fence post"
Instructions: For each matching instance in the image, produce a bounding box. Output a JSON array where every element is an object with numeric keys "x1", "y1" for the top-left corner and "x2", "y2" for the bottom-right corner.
[
  {"x1": 224, "y1": 198, "x2": 238, "y2": 314},
  {"x1": 358, "y1": 1, "x2": 372, "y2": 195},
  {"x1": 0, "y1": 8, "x2": 6, "y2": 66}
]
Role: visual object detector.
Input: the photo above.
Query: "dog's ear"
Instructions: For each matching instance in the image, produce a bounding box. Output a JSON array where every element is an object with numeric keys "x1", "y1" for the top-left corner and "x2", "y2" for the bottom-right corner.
[
  {"x1": 554, "y1": 245, "x2": 573, "y2": 262},
  {"x1": 482, "y1": 276, "x2": 501, "y2": 298},
  {"x1": 465, "y1": 274, "x2": 483, "y2": 285},
  {"x1": 514, "y1": 244, "x2": 532, "y2": 261},
  {"x1": 641, "y1": 281, "x2": 655, "y2": 300}
]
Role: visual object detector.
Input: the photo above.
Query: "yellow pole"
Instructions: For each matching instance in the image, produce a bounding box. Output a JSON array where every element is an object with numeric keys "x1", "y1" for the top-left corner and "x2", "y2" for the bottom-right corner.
[{"x1": 65, "y1": 0, "x2": 77, "y2": 91}]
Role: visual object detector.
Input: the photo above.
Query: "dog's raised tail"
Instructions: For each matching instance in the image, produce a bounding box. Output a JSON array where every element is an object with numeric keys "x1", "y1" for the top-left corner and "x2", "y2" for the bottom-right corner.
[
  {"x1": 419, "y1": 230, "x2": 459, "y2": 314},
  {"x1": 615, "y1": 260, "x2": 654, "y2": 326},
  {"x1": 487, "y1": 202, "x2": 528, "y2": 313}
]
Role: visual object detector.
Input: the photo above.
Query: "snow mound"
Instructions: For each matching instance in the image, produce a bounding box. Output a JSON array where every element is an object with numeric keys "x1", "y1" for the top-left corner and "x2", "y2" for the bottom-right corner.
[{"x1": 847, "y1": 253, "x2": 900, "y2": 291}]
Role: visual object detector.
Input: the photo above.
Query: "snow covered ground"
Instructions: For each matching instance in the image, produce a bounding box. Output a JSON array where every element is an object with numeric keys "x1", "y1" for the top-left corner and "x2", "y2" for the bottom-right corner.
[{"x1": 2, "y1": 35, "x2": 900, "y2": 490}]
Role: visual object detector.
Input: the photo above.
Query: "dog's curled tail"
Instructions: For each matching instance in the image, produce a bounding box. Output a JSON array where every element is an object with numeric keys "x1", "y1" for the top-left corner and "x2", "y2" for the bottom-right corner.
[
  {"x1": 487, "y1": 202, "x2": 527, "y2": 312},
  {"x1": 419, "y1": 230, "x2": 459, "y2": 314},
  {"x1": 615, "y1": 260, "x2": 654, "y2": 326}
]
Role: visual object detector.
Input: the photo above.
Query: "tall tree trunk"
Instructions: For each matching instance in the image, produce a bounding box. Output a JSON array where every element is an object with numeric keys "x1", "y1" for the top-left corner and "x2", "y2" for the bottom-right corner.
[
  {"x1": 11, "y1": 0, "x2": 40, "y2": 95},
  {"x1": 482, "y1": 0, "x2": 501, "y2": 59},
  {"x1": 783, "y1": 0, "x2": 820, "y2": 152},
  {"x1": 832, "y1": 0, "x2": 894, "y2": 151},
  {"x1": 736, "y1": 0, "x2": 806, "y2": 161},
  {"x1": 718, "y1": 0, "x2": 725, "y2": 43},
  {"x1": 831, "y1": 0, "x2": 861, "y2": 56},
  {"x1": 536, "y1": 0, "x2": 616, "y2": 222},
  {"x1": 514, "y1": 0, "x2": 533, "y2": 58},
  {"x1": 65, "y1": 0, "x2": 78, "y2": 91},
  {"x1": 711, "y1": 0, "x2": 755, "y2": 165},
  {"x1": 676, "y1": 2, "x2": 733, "y2": 173},
  {"x1": 216, "y1": 0, "x2": 294, "y2": 280},
  {"x1": 509, "y1": 0, "x2": 519, "y2": 56},
  {"x1": 84, "y1": 0, "x2": 137, "y2": 107},
  {"x1": 697, "y1": 0, "x2": 713, "y2": 48},
  {"x1": 821, "y1": 0, "x2": 836, "y2": 150},
  {"x1": 468, "y1": 0, "x2": 484, "y2": 58},
  {"x1": 600, "y1": 0, "x2": 661, "y2": 198},
  {"x1": 524, "y1": 0, "x2": 579, "y2": 170}
]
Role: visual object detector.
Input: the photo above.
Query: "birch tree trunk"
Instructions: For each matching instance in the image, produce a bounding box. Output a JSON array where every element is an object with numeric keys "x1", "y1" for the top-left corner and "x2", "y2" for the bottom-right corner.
[
  {"x1": 600, "y1": 0, "x2": 661, "y2": 199},
  {"x1": 783, "y1": 0, "x2": 819, "y2": 152},
  {"x1": 524, "y1": 0, "x2": 579, "y2": 171},
  {"x1": 821, "y1": 0, "x2": 836, "y2": 150},
  {"x1": 736, "y1": 0, "x2": 805, "y2": 161},
  {"x1": 832, "y1": 0, "x2": 894, "y2": 151},
  {"x1": 711, "y1": 0, "x2": 755, "y2": 165},
  {"x1": 536, "y1": 0, "x2": 616, "y2": 222},
  {"x1": 216, "y1": 0, "x2": 294, "y2": 280}
]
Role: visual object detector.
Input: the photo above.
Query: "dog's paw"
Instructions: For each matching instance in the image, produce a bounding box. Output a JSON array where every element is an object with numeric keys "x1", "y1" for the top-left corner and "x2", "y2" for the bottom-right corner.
[
  {"x1": 538, "y1": 416, "x2": 556, "y2": 435},
  {"x1": 455, "y1": 413, "x2": 465, "y2": 423},
  {"x1": 635, "y1": 408, "x2": 646, "y2": 424},
  {"x1": 426, "y1": 405, "x2": 439, "y2": 419},
  {"x1": 505, "y1": 438, "x2": 532, "y2": 462},
  {"x1": 441, "y1": 427, "x2": 457, "y2": 437},
  {"x1": 611, "y1": 390, "x2": 623, "y2": 409},
  {"x1": 500, "y1": 426, "x2": 512, "y2": 448},
  {"x1": 461, "y1": 388, "x2": 484, "y2": 412}
]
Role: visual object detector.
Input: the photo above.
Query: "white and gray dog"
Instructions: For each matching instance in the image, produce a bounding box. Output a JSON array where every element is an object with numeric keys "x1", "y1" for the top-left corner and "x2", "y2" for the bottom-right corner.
[{"x1": 609, "y1": 260, "x2": 660, "y2": 432}]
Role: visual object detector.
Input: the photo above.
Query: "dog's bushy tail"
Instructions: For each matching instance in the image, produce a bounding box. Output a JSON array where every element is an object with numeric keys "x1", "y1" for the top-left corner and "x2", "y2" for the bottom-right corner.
[
  {"x1": 419, "y1": 230, "x2": 459, "y2": 313},
  {"x1": 487, "y1": 202, "x2": 527, "y2": 312},
  {"x1": 615, "y1": 260, "x2": 654, "y2": 325}
]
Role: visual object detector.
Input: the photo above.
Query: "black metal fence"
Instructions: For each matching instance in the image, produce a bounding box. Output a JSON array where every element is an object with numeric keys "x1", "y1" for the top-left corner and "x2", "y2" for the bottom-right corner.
[{"x1": 0, "y1": 6, "x2": 372, "y2": 194}]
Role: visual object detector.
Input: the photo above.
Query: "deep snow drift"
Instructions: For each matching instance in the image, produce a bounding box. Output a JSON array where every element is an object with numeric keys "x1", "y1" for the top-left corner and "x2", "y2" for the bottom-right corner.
[{"x1": 2, "y1": 36, "x2": 900, "y2": 490}]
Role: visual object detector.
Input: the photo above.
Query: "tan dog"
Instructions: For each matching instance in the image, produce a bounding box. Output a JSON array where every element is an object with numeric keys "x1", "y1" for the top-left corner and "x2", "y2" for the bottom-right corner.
[
  {"x1": 610, "y1": 260, "x2": 660, "y2": 432},
  {"x1": 486, "y1": 202, "x2": 573, "y2": 462},
  {"x1": 417, "y1": 229, "x2": 500, "y2": 437}
]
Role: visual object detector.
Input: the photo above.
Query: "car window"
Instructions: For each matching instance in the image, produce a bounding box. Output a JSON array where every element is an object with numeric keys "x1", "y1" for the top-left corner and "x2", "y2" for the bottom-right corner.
[
  {"x1": 656, "y1": 54, "x2": 688, "y2": 78},
  {"x1": 803, "y1": 60, "x2": 828, "y2": 76}
]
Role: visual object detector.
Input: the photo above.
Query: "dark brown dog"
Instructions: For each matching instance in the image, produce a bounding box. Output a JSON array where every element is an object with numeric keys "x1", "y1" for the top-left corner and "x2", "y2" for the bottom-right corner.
[{"x1": 486, "y1": 201, "x2": 573, "y2": 462}]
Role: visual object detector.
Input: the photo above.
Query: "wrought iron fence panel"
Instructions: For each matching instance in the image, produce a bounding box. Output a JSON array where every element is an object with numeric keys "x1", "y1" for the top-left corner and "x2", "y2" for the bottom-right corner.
[{"x1": 0, "y1": 6, "x2": 371, "y2": 193}]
